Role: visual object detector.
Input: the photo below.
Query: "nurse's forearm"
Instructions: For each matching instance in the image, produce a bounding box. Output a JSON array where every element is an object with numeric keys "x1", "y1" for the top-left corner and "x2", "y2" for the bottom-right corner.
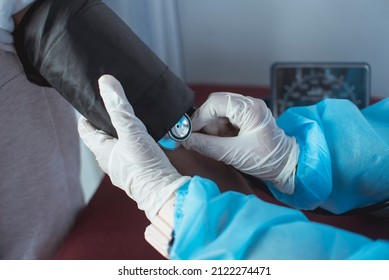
[{"x1": 170, "y1": 178, "x2": 389, "y2": 260}]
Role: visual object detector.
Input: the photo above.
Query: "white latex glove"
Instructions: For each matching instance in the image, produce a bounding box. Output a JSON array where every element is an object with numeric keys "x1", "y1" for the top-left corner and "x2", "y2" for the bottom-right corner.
[
  {"x1": 78, "y1": 75, "x2": 191, "y2": 220},
  {"x1": 183, "y1": 92, "x2": 299, "y2": 194}
]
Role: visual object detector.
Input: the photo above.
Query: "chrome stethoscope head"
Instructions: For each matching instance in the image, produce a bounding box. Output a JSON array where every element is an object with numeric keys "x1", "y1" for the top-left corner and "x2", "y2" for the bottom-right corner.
[{"x1": 158, "y1": 113, "x2": 192, "y2": 150}]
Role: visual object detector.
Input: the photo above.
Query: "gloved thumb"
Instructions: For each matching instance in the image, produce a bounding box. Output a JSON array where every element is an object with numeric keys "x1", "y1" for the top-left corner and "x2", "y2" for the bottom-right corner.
[
  {"x1": 78, "y1": 116, "x2": 117, "y2": 173},
  {"x1": 98, "y1": 74, "x2": 134, "y2": 114},
  {"x1": 98, "y1": 74, "x2": 148, "y2": 140}
]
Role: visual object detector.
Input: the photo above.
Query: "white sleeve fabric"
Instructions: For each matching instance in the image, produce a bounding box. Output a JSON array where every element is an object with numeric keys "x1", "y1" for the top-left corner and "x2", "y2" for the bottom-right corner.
[{"x1": 0, "y1": 0, "x2": 35, "y2": 52}]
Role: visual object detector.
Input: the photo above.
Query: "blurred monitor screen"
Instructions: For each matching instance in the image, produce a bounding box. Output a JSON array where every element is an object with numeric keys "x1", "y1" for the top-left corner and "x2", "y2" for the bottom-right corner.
[{"x1": 271, "y1": 62, "x2": 370, "y2": 117}]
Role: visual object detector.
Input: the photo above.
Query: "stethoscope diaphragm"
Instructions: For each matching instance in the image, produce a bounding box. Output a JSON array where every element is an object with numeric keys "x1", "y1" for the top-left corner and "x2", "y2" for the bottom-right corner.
[{"x1": 158, "y1": 113, "x2": 192, "y2": 150}]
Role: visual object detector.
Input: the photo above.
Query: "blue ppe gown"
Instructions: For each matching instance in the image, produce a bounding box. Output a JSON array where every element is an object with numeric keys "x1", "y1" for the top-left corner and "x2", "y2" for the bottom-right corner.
[
  {"x1": 170, "y1": 98, "x2": 389, "y2": 259},
  {"x1": 170, "y1": 177, "x2": 389, "y2": 259},
  {"x1": 271, "y1": 98, "x2": 389, "y2": 213}
]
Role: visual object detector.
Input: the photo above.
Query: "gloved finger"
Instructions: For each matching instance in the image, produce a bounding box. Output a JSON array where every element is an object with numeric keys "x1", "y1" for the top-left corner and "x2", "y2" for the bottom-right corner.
[
  {"x1": 200, "y1": 117, "x2": 239, "y2": 137},
  {"x1": 222, "y1": 93, "x2": 269, "y2": 133},
  {"x1": 182, "y1": 132, "x2": 236, "y2": 163},
  {"x1": 190, "y1": 92, "x2": 232, "y2": 131},
  {"x1": 78, "y1": 116, "x2": 117, "y2": 172},
  {"x1": 192, "y1": 92, "x2": 266, "y2": 133},
  {"x1": 98, "y1": 74, "x2": 147, "y2": 140}
]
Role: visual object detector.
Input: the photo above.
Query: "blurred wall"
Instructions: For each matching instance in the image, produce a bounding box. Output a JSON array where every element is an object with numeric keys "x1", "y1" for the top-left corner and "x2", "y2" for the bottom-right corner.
[
  {"x1": 104, "y1": 0, "x2": 185, "y2": 79},
  {"x1": 178, "y1": 0, "x2": 389, "y2": 98}
]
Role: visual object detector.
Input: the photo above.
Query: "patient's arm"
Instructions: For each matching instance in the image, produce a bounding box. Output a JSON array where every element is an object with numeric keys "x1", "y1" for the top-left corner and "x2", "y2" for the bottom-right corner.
[{"x1": 164, "y1": 147, "x2": 257, "y2": 196}]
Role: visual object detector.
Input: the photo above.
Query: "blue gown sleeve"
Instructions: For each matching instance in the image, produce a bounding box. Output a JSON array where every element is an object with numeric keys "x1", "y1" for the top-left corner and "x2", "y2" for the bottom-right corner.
[
  {"x1": 269, "y1": 98, "x2": 389, "y2": 213},
  {"x1": 170, "y1": 176, "x2": 389, "y2": 260}
]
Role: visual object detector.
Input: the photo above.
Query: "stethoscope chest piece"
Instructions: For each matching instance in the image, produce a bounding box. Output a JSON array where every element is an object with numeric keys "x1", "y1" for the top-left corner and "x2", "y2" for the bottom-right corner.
[{"x1": 158, "y1": 114, "x2": 192, "y2": 150}]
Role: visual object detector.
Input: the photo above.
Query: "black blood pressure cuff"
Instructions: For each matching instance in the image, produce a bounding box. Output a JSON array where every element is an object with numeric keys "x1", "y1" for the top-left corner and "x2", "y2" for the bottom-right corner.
[{"x1": 13, "y1": 0, "x2": 195, "y2": 140}]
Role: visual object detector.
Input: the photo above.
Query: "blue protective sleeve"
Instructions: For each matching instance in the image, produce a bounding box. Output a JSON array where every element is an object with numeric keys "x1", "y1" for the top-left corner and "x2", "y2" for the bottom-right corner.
[
  {"x1": 170, "y1": 177, "x2": 389, "y2": 260},
  {"x1": 269, "y1": 98, "x2": 389, "y2": 213}
]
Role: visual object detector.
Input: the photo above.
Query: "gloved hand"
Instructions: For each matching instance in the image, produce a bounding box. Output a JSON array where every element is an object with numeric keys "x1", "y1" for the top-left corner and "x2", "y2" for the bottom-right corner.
[
  {"x1": 183, "y1": 92, "x2": 299, "y2": 194},
  {"x1": 78, "y1": 75, "x2": 191, "y2": 220}
]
